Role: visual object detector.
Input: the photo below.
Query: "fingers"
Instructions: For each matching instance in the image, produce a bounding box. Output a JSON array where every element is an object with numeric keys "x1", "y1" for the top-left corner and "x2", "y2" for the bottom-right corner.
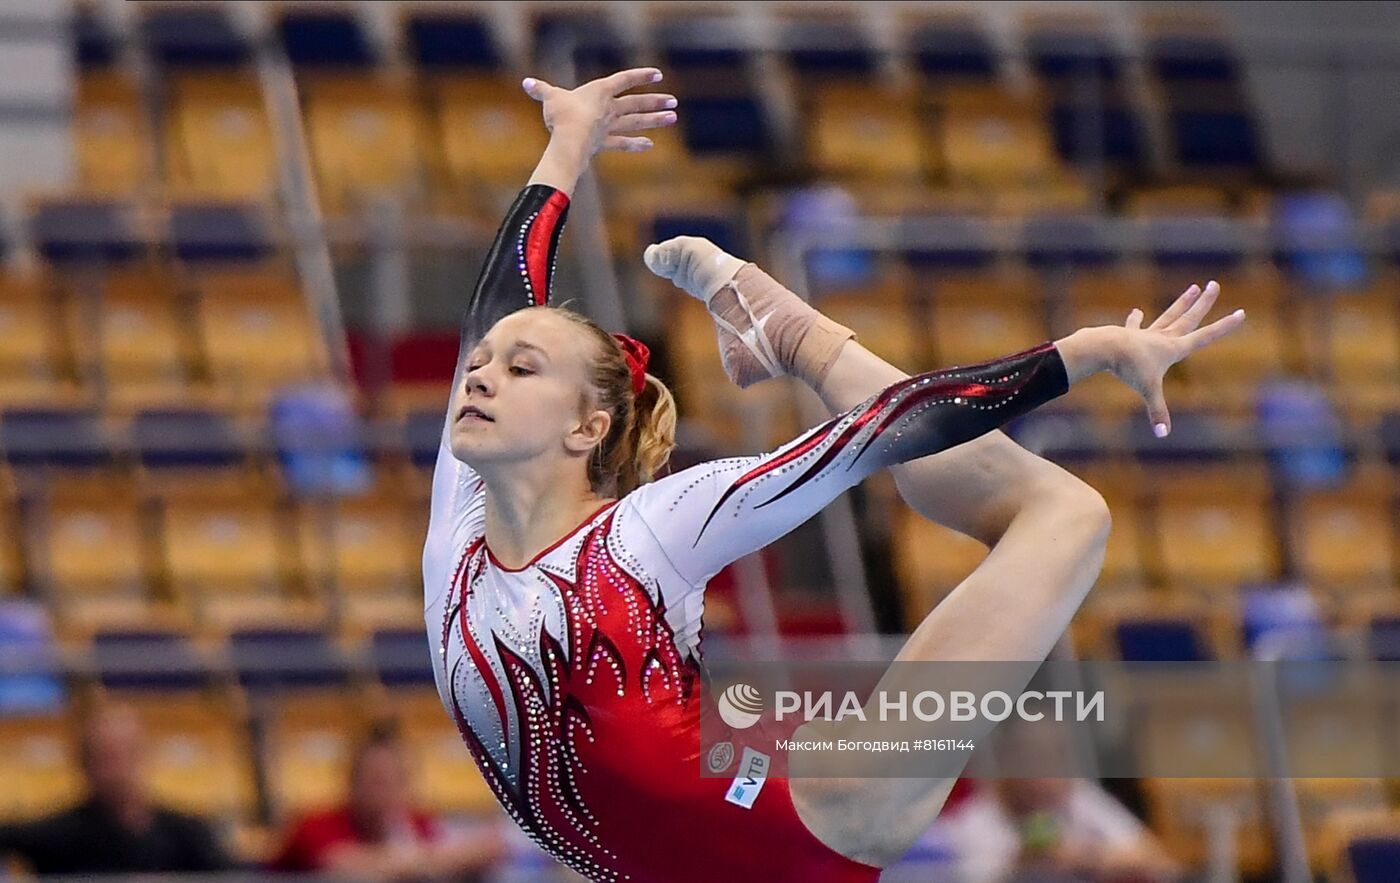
[
  {"x1": 1125, "y1": 308, "x2": 1144, "y2": 330},
  {"x1": 521, "y1": 77, "x2": 556, "y2": 102},
  {"x1": 614, "y1": 93, "x2": 678, "y2": 115},
  {"x1": 1182, "y1": 308, "x2": 1246, "y2": 351},
  {"x1": 602, "y1": 135, "x2": 654, "y2": 153},
  {"x1": 599, "y1": 67, "x2": 663, "y2": 95},
  {"x1": 1147, "y1": 284, "x2": 1201, "y2": 331},
  {"x1": 1145, "y1": 379, "x2": 1171, "y2": 438},
  {"x1": 610, "y1": 110, "x2": 678, "y2": 134},
  {"x1": 1168, "y1": 279, "x2": 1221, "y2": 334}
]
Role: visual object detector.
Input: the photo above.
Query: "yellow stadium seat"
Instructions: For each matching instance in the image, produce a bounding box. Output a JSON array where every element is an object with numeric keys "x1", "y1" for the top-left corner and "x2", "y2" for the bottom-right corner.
[
  {"x1": 0, "y1": 482, "x2": 19, "y2": 596},
  {"x1": 1290, "y1": 490, "x2": 1395, "y2": 589},
  {"x1": 301, "y1": 76, "x2": 424, "y2": 215},
  {"x1": 1142, "y1": 778, "x2": 1272, "y2": 875},
  {"x1": 927, "y1": 277, "x2": 1049, "y2": 367},
  {"x1": 427, "y1": 76, "x2": 548, "y2": 193},
  {"x1": 165, "y1": 74, "x2": 279, "y2": 199},
  {"x1": 1126, "y1": 185, "x2": 1234, "y2": 216},
  {"x1": 938, "y1": 87, "x2": 1062, "y2": 188},
  {"x1": 263, "y1": 690, "x2": 364, "y2": 818},
  {"x1": 299, "y1": 494, "x2": 425, "y2": 629},
  {"x1": 1301, "y1": 289, "x2": 1400, "y2": 416},
  {"x1": 0, "y1": 711, "x2": 82, "y2": 823},
  {"x1": 38, "y1": 489, "x2": 163, "y2": 628},
  {"x1": 84, "y1": 268, "x2": 196, "y2": 409},
  {"x1": 0, "y1": 272, "x2": 71, "y2": 407},
  {"x1": 1295, "y1": 781, "x2": 1389, "y2": 871},
  {"x1": 74, "y1": 73, "x2": 151, "y2": 196},
  {"x1": 806, "y1": 84, "x2": 934, "y2": 181},
  {"x1": 193, "y1": 267, "x2": 330, "y2": 409},
  {"x1": 814, "y1": 272, "x2": 922, "y2": 371},
  {"x1": 1061, "y1": 268, "x2": 1158, "y2": 416},
  {"x1": 1153, "y1": 477, "x2": 1280, "y2": 589},
  {"x1": 121, "y1": 691, "x2": 258, "y2": 822},
  {"x1": 381, "y1": 688, "x2": 496, "y2": 815},
  {"x1": 891, "y1": 506, "x2": 989, "y2": 627},
  {"x1": 1320, "y1": 808, "x2": 1400, "y2": 882},
  {"x1": 159, "y1": 492, "x2": 301, "y2": 624}
]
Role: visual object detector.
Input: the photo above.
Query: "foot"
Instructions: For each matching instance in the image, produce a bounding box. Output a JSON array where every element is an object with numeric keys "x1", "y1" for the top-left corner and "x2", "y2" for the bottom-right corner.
[{"x1": 647, "y1": 236, "x2": 859, "y2": 389}]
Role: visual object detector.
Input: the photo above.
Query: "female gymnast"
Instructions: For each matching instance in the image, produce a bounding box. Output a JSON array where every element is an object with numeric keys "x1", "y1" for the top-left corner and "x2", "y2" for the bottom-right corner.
[{"x1": 424, "y1": 67, "x2": 1245, "y2": 881}]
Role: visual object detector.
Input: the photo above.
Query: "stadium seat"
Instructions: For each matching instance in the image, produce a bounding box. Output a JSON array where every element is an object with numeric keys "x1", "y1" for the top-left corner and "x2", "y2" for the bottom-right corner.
[
  {"x1": 0, "y1": 477, "x2": 20, "y2": 597},
  {"x1": 926, "y1": 271, "x2": 1050, "y2": 367},
  {"x1": 777, "y1": 6, "x2": 879, "y2": 84},
  {"x1": 89, "y1": 628, "x2": 208, "y2": 691},
  {"x1": 1323, "y1": 809, "x2": 1400, "y2": 883},
  {"x1": 33, "y1": 481, "x2": 170, "y2": 628},
  {"x1": 902, "y1": 10, "x2": 998, "y2": 84},
  {"x1": 193, "y1": 267, "x2": 331, "y2": 409},
  {"x1": 117, "y1": 690, "x2": 258, "y2": 822},
  {"x1": 403, "y1": 9, "x2": 503, "y2": 73},
  {"x1": 1142, "y1": 778, "x2": 1272, "y2": 875},
  {"x1": 73, "y1": 73, "x2": 151, "y2": 196},
  {"x1": 29, "y1": 199, "x2": 143, "y2": 265},
  {"x1": 300, "y1": 77, "x2": 425, "y2": 215},
  {"x1": 141, "y1": 5, "x2": 252, "y2": 69},
  {"x1": 891, "y1": 506, "x2": 989, "y2": 628},
  {"x1": 164, "y1": 74, "x2": 279, "y2": 199},
  {"x1": 805, "y1": 84, "x2": 933, "y2": 181},
  {"x1": 169, "y1": 201, "x2": 278, "y2": 265},
  {"x1": 812, "y1": 267, "x2": 922, "y2": 370},
  {"x1": 278, "y1": 7, "x2": 375, "y2": 69},
  {"x1": 380, "y1": 688, "x2": 497, "y2": 815},
  {"x1": 938, "y1": 87, "x2": 1062, "y2": 187},
  {"x1": 80, "y1": 267, "x2": 197, "y2": 409},
  {"x1": 228, "y1": 628, "x2": 348, "y2": 691},
  {"x1": 158, "y1": 491, "x2": 304, "y2": 626},
  {"x1": 262, "y1": 689, "x2": 364, "y2": 818},
  {"x1": 368, "y1": 628, "x2": 434, "y2": 688},
  {"x1": 426, "y1": 76, "x2": 549, "y2": 194},
  {"x1": 0, "y1": 709, "x2": 81, "y2": 822},
  {"x1": 0, "y1": 272, "x2": 73, "y2": 408},
  {"x1": 298, "y1": 493, "x2": 425, "y2": 629},
  {"x1": 1152, "y1": 475, "x2": 1281, "y2": 590},
  {"x1": 1289, "y1": 490, "x2": 1395, "y2": 589}
]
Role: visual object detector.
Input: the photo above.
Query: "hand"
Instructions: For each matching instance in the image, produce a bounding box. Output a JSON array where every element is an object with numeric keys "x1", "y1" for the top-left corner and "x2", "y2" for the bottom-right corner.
[
  {"x1": 1057, "y1": 281, "x2": 1245, "y2": 437},
  {"x1": 522, "y1": 67, "x2": 678, "y2": 156}
]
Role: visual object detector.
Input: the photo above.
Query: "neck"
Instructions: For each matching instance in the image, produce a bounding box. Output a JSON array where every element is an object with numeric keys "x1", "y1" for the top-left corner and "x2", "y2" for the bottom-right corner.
[{"x1": 478, "y1": 459, "x2": 612, "y2": 569}]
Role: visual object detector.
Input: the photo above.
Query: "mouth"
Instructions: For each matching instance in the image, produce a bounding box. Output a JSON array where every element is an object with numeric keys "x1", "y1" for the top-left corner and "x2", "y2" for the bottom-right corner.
[{"x1": 456, "y1": 404, "x2": 495, "y2": 424}]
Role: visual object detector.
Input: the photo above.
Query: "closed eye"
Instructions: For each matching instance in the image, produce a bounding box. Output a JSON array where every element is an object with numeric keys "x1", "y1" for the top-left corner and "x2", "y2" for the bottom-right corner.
[{"x1": 510, "y1": 365, "x2": 535, "y2": 377}]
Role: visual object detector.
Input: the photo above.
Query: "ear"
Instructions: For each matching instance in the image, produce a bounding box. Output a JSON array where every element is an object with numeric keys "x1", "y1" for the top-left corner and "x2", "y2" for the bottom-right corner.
[{"x1": 564, "y1": 407, "x2": 611, "y2": 456}]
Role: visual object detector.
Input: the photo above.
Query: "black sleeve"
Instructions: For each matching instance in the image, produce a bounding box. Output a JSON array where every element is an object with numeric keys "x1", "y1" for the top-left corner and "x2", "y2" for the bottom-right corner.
[
  {"x1": 170, "y1": 812, "x2": 236, "y2": 873},
  {"x1": 0, "y1": 814, "x2": 72, "y2": 871},
  {"x1": 458, "y1": 184, "x2": 571, "y2": 359}
]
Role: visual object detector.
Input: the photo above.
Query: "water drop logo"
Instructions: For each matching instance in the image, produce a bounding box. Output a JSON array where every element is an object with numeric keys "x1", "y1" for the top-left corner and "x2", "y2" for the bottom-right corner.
[{"x1": 718, "y1": 683, "x2": 764, "y2": 730}]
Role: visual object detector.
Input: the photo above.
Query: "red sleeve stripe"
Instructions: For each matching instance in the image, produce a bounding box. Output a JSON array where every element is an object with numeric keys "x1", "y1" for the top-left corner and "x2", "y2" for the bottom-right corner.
[{"x1": 524, "y1": 190, "x2": 571, "y2": 306}]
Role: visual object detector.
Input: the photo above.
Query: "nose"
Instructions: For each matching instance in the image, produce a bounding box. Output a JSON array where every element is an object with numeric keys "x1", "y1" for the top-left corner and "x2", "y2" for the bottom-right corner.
[{"x1": 464, "y1": 363, "x2": 495, "y2": 398}]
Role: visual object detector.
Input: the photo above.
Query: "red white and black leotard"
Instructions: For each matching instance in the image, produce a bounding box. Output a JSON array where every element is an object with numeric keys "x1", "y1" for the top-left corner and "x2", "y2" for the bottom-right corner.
[{"x1": 423, "y1": 185, "x2": 1071, "y2": 882}]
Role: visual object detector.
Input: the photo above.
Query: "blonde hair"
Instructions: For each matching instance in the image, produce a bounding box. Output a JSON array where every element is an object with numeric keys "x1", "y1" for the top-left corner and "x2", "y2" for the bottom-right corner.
[{"x1": 546, "y1": 306, "x2": 677, "y2": 497}]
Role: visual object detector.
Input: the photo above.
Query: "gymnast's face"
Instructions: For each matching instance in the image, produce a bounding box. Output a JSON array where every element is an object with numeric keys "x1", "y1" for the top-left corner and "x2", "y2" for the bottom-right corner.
[{"x1": 451, "y1": 308, "x2": 611, "y2": 471}]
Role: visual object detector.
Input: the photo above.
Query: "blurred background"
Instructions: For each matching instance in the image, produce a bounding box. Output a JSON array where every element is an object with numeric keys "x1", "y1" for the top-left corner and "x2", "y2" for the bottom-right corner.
[{"x1": 0, "y1": 0, "x2": 1399, "y2": 881}]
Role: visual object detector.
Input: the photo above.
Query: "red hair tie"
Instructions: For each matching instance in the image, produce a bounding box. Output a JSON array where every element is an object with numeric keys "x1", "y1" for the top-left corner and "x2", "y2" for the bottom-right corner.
[{"x1": 612, "y1": 333, "x2": 650, "y2": 398}]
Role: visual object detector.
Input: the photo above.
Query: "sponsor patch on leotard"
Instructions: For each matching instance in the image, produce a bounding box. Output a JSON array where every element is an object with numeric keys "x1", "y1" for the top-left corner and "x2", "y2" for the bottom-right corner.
[{"x1": 724, "y1": 747, "x2": 769, "y2": 809}]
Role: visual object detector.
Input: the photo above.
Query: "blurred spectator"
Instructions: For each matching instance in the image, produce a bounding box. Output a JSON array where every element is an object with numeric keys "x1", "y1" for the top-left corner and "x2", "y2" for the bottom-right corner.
[
  {"x1": 0, "y1": 701, "x2": 233, "y2": 874},
  {"x1": 935, "y1": 778, "x2": 1180, "y2": 883},
  {"x1": 271, "y1": 718, "x2": 505, "y2": 880}
]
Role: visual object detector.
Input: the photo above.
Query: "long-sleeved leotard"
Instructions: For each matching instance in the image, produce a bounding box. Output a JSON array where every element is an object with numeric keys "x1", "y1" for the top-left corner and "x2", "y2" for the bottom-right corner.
[{"x1": 424, "y1": 186, "x2": 1070, "y2": 883}]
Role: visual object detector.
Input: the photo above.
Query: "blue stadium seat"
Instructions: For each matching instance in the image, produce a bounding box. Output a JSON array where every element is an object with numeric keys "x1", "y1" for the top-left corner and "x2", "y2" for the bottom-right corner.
[
  {"x1": 1121, "y1": 410, "x2": 1245, "y2": 465},
  {"x1": 1170, "y1": 109, "x2": 1263, "y2": 170},
  {"x1": 141, "y1": 6, "x2": 251, "y2": 68},
  {"x1": 1367, "y1": 616, "x2": 1400, "y2": 662},
  {"x1": 678, "y1": 95, "x2": 772, "y2": 155},
  {"x1": 169, "y1": 203, "x2": 275, "y2": 263},
  {"x1": 910, "y1": 26, "x2": 997, "y2": 80},
  {"x1": 1006, "y1": 409, "x2": 1111, "y2": 464},
  {"x1": 1255, "y1": 381, "x2": 1352, "y2": 490},
  {"x1": 405, "y1": 410, "x2": 443, "y2": 470},
  {"x1": 75, "y1": 4, "x2": 120, "y2": 69},
  {"x1": 1375, "y1": 412, "x2": 1400, "y2": 465},
  {"x1": 655, "y1": 16, "x2": 750, "y2": 71},
  {"x1": 1147, "y1": 35, "x2": 1241, "y2": 85},
  {"x1": 903, "y1": 218, "x2": 998, "y2": 270},
  {"x1": 279, "y1": 9, "x2": 375, "y2": 68},
  {"x1": 131, "y1": 408, "x2": 244, "y2": 470},
  {"x1": 1050, "y1": 103, "x2": 1146, "y2": 169},
  {"x1": 30, "y1": 200, "x2": 142, "y2": 264},
  {"x1": 371, "y1": 628, "x2": 435, "y2": 687},
  {"x1": 1022, "y1": 215, "x2": 1118, "y2": 269},
  {"x1": 530, "y1": 10, "x2": 630, "y2": 77},
  {"x1": 404, "y1": 11, "x2": 502, "y2": 71},
  {"x1": 1027, "y1": 32, "x2": 1124, "y2": 86},
  {"x1": 91, "y1": 630, "x2": 207, "y2": 690},
  {"x1": 1347, "y1": 835, "x2": 1400, "y2": 883},
  {"x1": 1142, "y1": 215, "x2": 1247, "y2": 269},
  {"x1": 1113, "y1": 618, "x2": 1211, "y2": 662},
  {"x1": 783, "y1": 20, "x2": 878, "y2": 78},
  {"x1": 650, "y1": 215, "x2": 744, "y2": 258},
  {"x1": 1270, "y1": 192, "x2": 1368, "y2": 290},
  {"x1": 1, "y1": 409, "x2": 110, "y2": 469},
  {"x1": 229, "y1": 628, "x2": 348, "y2": 689}
]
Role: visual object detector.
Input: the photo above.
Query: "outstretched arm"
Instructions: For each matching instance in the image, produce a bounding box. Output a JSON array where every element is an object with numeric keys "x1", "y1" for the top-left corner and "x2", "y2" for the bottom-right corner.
[{"x1": 629, "y1": 303, "x2": 1243, "y2": 586}]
